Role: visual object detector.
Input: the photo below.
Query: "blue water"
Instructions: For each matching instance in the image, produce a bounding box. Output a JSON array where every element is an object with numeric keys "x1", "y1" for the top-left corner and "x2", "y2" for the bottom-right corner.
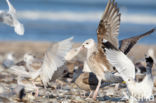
[{"x1": 0, "y1": 0, "x2": 156, "y2": 44}]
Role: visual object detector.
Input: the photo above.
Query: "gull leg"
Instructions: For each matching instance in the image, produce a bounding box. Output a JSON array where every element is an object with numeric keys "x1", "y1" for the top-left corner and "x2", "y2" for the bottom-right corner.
[
  {"x1": 32, "y1": 81, "x2": 38, "y2": 97},
  {"x1": 89, "y1": 90, "x2": 94, "y2": 98},
  {"x1": 115, "y1": 83, "x2": 119, "y2": 90},
  {"x1": 92, "y1": 79, "x2": 101, "y2": 100}
]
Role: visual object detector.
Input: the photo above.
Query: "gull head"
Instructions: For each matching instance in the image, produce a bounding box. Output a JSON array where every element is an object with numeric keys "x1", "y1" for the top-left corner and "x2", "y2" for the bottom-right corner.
[
  {"x1": 23, "y1": 53, "x2": 34, "y2": 64},
  {"x1": 81, "y1": 39, "x2": 95, "y2": 50},
  {"x1": 6, "y1": 52, "x2": 14, "y2": 60},
  {"x1": 126, "y1": 78, "x2": 135, "y2": 85},
  {"x1": 145, "y1": 55, "x2": 154, "y2": 65}
]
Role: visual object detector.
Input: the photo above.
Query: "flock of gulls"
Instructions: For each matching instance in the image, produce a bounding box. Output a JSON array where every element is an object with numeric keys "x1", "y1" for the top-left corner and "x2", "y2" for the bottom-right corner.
[{"x1": 0, "y1": 0, "x2": 156, "y2": 103}]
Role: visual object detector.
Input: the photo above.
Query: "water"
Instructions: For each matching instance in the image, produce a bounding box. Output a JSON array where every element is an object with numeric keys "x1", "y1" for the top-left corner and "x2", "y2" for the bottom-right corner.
[{"x1": 0, "y1": 0, "x2": 156, "y2": 44}]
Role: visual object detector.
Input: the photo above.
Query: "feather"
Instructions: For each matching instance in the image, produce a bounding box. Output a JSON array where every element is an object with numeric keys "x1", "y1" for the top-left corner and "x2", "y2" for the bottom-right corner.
[
  {"x1": 103, "y1": 39, "x2": 135, "y2": 82},
  {"x1": 0, "y1": 0, "x2": 24, "y2": 35},
  {"x1": 40, "y1": 37, "x2": 73, "y2": 87},
  {"x1": 119, "y1": 28, "x2": 155, "y2": 54},
  {"x1": 97, "y1": 0, "x2": 120, "y2": 49},
  {"x1": 10, "y1": 66, "x2": 40, "y2": 80},
  {"x1": 6, "y1": 0, "x2": 16, "y2": 14}
]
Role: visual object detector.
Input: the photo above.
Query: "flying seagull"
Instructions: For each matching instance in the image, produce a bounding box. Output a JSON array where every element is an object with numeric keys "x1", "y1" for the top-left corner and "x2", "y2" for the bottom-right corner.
[
  {"x1": 103, "y1": 39, "x2": 154, "y2": 103},
  {"x1": 0, "y1": 0, "x2": 24, "y2": 35}
]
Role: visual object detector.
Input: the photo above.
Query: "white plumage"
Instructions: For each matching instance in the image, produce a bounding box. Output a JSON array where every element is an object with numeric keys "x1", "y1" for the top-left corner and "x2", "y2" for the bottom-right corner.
[
  {"x1": 103, "y1": 39, "x2": 154, "y2": 102},
  {"x1": 10, "y1": 37, "x2": 73, "y2": 88},
  {"x1": 0, "y1": 0, "x2": 24, "y2": 35},
  {"x1": 105, "y1": 48, "x2": 135, "y2": 82},
  {"x1": 65, "y1": 46, "x2": 81, "y2": 61},
  {"x1": 40, "y1": 37, "x2": 73, "y2": 87}
]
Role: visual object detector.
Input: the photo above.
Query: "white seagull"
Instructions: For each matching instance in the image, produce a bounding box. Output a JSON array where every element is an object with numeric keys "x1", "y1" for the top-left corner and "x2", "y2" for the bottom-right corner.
[
  {"x1": 0, "y1": 0, "x2": 24, "y2": 35},
  {"x1": 10, "y1": 37, "x2": 73, "y2": 90},
  {"x1": 103, "y1": 39, "x2": 154, "y2": 103}
]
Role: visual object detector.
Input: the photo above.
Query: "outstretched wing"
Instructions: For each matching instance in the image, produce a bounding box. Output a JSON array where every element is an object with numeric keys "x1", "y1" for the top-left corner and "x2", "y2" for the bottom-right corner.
[
  {"x1": 10, "y1": 66, "x2": 29, "y2": 77},
  {"x1": 40, "y1": 37, "x2": 73, "y2": 87},
  {"x1": 10, "y1": 66, "x2": 40, "y2": 79},
  {"x1": 6, "y1": 0, "x2": 16, "y2": 14},
  {"x1": 97, "y1": 0, "x2": 120, "y2": 49},
  {"x1": 119, "y1": 28, "x2": 155, "y2": 54},
  {"x1": 102, "y1": 39, "x2": 135, "y2": 82},
  {"x1": 6, "y1": 0, "x2": 24, "y2": 35},
  {"x1": 65, "y1": 46, "x2": 81, "y2": 61}
]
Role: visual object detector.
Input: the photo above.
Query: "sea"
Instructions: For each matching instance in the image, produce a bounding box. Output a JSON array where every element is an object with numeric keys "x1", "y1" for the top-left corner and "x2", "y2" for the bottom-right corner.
[{"x1": 0, "y1": 0, "x2": 156, "y2": 44}]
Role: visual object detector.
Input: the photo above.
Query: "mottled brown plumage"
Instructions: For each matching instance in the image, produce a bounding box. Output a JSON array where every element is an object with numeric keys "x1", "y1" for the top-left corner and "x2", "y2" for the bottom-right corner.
[
  {"x1": 81, "y1": 0, "x2": 121, "y2": 99},
  {"x1": 75, "y1": 72, "x2": 98, "y2": 91},
  {"x1": 119, "y1": 28, "x2": 155, "y2": 54},
  {"x1": 97, "y1": 0, "x2": 120, "y2": 49}
]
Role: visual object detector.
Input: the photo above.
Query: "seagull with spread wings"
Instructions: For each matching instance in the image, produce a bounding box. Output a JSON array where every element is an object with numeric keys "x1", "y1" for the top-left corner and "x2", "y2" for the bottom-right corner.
[
  {"x1": 80, "y1": 0, "x2": 121, "y2": 99},
  {"x1": 10, "y1": 37, "x2": 73, "y2": 94},
  {"x1": 0, "y1": 0, "x2": 24, "y2": 35},
  {"x1": 103, "y1": 39, "x2": 154, "y2": 103}
]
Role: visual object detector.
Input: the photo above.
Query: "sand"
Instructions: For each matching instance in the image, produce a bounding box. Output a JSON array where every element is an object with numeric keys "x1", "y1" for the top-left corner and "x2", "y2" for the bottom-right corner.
[{"x1": 0, "y1": 41, "x2": 156, "y2": 103}]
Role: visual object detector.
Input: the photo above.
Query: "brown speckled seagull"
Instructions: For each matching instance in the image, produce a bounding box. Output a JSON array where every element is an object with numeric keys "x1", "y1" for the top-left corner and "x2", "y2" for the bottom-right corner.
[{"x1": 81, "y1": 0, "x2": 121, "y2": 99}]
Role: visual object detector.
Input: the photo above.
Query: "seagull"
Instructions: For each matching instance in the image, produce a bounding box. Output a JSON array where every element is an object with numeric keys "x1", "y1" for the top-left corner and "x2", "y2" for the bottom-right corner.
[
  {"x1": 2, "y1": 52, "x2": 15, "y2": 69},
  {"x1": 10, "y1": 37, "x2": 73, "y2": 90},
  {"x1": 0, "y1": 0, "x2": 24, "y2": 35},
  {"x1": 103, "y1": 39, "x2": 154, "y2": 102},
  {"x1": 135, "y1": 48, "x2": 156, "y2": 82},
  {"x1": 79, "y1": 0, "x2": 121, "y2": 99}
]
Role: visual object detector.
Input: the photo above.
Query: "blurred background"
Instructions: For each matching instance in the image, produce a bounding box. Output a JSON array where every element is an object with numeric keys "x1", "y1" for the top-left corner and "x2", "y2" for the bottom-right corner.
[{"x1": 0, "y1": 0, "x2": 156, "y2": 44}]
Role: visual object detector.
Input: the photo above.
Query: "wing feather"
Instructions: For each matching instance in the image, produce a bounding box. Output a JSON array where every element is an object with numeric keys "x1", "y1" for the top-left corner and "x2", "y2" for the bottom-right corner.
[
  {"x1": 10, "y1": 66, "x2": 31, "y2": 78},
  {"x1": 40, "y1": 37, "x2": 73, "y2": 87},
  {"x1": 10, "y1": 66, "x2": 40, "y2": 79},
  {"x1": 105, "y1": 48, "x2": 135, "y2": 82},
  {"x1": 97, "y1": 0, "x2": 120, "y2": 49},
  {"x1": 119, "y1": 28, "x2": 155, "y2": 54},
  {"x1": 6, "y1": 0, "x2": 16, "y2": 14}
]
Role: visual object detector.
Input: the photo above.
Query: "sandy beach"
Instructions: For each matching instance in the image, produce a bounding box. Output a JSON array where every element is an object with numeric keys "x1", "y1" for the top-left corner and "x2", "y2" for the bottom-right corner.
[{"x1": 0, "y1": 41, "x2": 156, "y2": 103}]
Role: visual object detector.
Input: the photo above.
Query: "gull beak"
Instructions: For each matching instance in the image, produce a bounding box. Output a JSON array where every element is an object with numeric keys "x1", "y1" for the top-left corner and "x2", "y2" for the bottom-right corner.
[
  {"x1": 122, "y1": 81, "x2": 126, "y2": 84},
  {"x1": 80, "y1": 45, "x2": 85, "y2": 50}
]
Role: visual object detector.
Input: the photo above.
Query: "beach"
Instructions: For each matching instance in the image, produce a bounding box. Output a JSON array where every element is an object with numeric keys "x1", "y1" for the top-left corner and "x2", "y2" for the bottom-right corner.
[{"x1": 0, "y1": 41, "x2": 156, "y2": 102}]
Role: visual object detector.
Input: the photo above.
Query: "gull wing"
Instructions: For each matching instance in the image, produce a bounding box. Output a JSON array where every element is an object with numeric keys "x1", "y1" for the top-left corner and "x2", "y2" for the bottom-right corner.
[
  {"x1": 103, "y1": 39, "x2": 135, "y2": 82},
  {"x1": 6, "y1": 0, "x2": 16, "y2": 14},
  {"x1": 119, "y1": 28, "x2": 155, "y2": 54},
  {"x1": 65, "y1": 46, "x2": 81, "y2": 61},
  {"x1": 6, "y1": 0, "x2": 24, "y2": 35},
  {"x1": 97, "y1": 0, "x2": 120, "y2": 49},
  {"x1": 10, "y1": 66, "x2": 40, "y2": 79},
  {"x1": 10, "y1": 66, "x2": 31, "y2": 78},
  {"x1": 40, "y1": 37, "x2": 73, "y2": 87}
]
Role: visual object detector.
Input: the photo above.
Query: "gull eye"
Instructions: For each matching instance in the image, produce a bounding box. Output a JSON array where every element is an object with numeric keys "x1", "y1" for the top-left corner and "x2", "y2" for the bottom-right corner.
[{"x1": 86, "y1": 42, "x2": 89, "y2": 44}]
